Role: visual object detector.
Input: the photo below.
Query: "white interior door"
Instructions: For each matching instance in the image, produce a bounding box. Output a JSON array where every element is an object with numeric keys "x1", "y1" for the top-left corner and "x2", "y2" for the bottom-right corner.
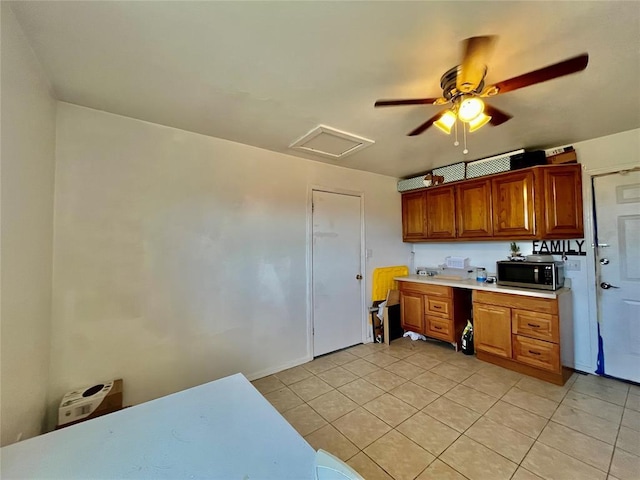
[
  {"x1": 312, "y1": 190, "x2": 363, "y2": 356},
  {"x1": 593, "y1": 170, "x2": 640, "y2": 383}
]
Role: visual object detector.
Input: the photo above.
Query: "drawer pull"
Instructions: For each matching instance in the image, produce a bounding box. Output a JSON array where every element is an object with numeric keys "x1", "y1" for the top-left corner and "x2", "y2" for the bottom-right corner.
[
  {"x1": 433, "y1": 326, "x2": 443, "y2": 330},
  {"x1": 528, "y1": 350, "x2": 541, "y2": 356},
  {"x1": 527, "y1": 323, "x2": 541, "y2": 328},
  {"x1": 433, "y1": 305, "x2": 442, "y2": 309}
]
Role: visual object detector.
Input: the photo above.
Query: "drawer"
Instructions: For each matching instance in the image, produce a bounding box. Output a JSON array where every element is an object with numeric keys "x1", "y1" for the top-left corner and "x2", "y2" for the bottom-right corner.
[
  {"x1": 473, "y1": 290, "x2": 558, "y2": 314},
  {"x1": 425, "y1": 297, "x2": 452, "y2": 318},
  {"x1": 399, "y1": 282, "x2": 451, "y2": 297},
  {"x1": 513, "y1": 335, "x2": 560, "y2": 372},
  {"x1": 512, "y1": 309, "x2": 559, "y2": 343},
  {"x1": 425, "y1": 315, "x2": 453, "y2": 341}
]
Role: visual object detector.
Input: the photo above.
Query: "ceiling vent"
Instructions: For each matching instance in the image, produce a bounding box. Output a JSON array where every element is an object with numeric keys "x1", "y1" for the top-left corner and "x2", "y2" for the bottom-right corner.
[{"x1": 289, "y1": 125, "x2": 374, "y2": 160}]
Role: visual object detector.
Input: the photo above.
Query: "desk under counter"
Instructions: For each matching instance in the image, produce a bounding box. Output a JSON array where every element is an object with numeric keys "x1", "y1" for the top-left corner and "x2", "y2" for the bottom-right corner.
[{"x1": 394, "y1": 275, "x2": 573, "y2": 385}]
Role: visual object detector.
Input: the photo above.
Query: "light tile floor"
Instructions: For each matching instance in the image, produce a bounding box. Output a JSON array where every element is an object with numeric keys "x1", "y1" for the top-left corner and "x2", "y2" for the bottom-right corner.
[{"x1": 252, "y1": 337, "x2": 640, "y2": 480}]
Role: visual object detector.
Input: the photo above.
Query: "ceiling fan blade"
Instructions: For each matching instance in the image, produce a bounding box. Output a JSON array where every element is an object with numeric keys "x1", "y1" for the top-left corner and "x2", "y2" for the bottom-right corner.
[
  {"x1": 407, "y1": 110, "x2": 447, "y2": 136},
  {"x1": 375, "y1": 97, "x2": 443, "y2": 107},
  {"x1": 484, "y1": 104, "x2": 513, "y2": 126},
  {"x1": 487, "y1": 53, "x2": 589, "y2": 95},
  {"x1": 457, "y1": 35, "x2": 497, "y2": 93}
]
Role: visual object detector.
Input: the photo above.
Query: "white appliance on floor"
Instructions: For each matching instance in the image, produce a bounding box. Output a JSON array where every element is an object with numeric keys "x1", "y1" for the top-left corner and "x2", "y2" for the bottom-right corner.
[{"x1": 58, "y1": 380, "x2": 118, "y2": 426}]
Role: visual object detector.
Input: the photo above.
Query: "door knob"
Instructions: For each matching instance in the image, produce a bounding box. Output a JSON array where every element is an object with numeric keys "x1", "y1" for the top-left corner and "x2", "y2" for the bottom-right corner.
[
  {"x1": 600, "y1": 258, "x2": 610, "y2": 265},
  {"x1": 600, "y1": 282, "x2": 620, "y2": 289},
  {"x1": 356, "y1": 274, "x2": 363, "y2": 280}
]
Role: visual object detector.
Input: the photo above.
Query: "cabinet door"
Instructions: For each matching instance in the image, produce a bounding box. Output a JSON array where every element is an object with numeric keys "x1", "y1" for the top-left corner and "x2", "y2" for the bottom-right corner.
[
  {"x1": 492, "y1": 171, "x2": 537, "y2": 238},
  {"x1": 540, "y1": 164, "x2": 584, "y2": 238},
  {"x1": 400, "y1": 291, "x2": 425, "y2": 333},
  {"x1": 456, "y1": 178, "x2": 493, "y2": 238},
  {"x1": 426, "y1": 186, "x2": 456, "y2": 239},
  {"x1": 402, "y1": 191, "x2": 427, "y2": 241},
  {"x1": 473, "y1": 303, "x2": 512, "y2": 358}
]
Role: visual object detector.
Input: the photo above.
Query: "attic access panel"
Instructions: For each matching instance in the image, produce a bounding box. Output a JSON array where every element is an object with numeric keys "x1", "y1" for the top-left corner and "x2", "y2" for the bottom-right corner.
[{"x1": 289, "y1": 125, "x2": 374, "y2": 160}]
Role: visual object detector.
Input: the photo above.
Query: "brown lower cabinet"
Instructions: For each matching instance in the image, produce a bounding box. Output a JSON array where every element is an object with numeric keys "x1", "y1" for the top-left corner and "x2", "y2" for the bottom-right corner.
[
  {"x1": 473, "y1": 303, "x2": 512, "y2": 358},
  {"x1": 398, "y1": 281, "x2": 471, "y2": 350},
  {"x1": 473, "y1": 289, "x2": 573, "y2": 385},
  {"x1": 399, "y1": 290, "x2": 425, "y2": 333}
]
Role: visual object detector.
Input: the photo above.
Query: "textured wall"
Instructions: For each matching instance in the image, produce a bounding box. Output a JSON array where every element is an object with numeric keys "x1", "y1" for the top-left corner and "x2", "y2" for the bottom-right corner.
[
  {"x1": 48, "y1": 103, "x2": 408, "y2": 429},
  {"x1": 1, "y1": 4, "x2": 57, "y2": 446}
]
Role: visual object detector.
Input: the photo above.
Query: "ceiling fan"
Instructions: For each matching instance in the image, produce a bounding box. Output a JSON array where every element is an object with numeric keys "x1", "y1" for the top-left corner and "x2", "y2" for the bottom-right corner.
[{"x1": 375, "y1": 36, "x2": 589, "y2": 139}]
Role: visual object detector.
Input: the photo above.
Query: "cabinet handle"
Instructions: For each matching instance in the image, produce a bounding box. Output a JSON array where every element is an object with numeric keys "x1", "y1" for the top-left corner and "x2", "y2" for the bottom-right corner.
[
  {"x1": 527, "y1": 323, "x2": 541, "y2": 328},
  {"x1": 434, "y1": 326, "x2": 442, "y2": 330},
  {"x1": 528, "y1": 350, "x2": 541, "y2": 356},
  {"x1": 433, "y1": 305, "x2": 442, "y2": 309}
]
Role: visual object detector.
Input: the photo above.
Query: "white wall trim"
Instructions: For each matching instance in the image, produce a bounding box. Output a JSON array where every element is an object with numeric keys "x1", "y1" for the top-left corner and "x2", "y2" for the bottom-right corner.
[{"x1": 580, "y1": 166, "x2": 599, "y2": 374}]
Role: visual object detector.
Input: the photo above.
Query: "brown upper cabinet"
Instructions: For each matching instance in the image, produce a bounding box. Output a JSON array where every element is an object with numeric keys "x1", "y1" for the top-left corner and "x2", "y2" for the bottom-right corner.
[
  {"x1": 539, "y1": 165, "x2": 584, "y2": 239},
  {"x1": 401, "y1": 190, "x2": 427, "y2": 240},
  {"x1": 492, "y1": 170, "x2": 537, "y2": 238},
  {"x1": 456, "y1": 178, "x2": 493, "y2": 238},
  {"x1": 425, "y1": 186, "x2": 456, "y2": 239},
  {"x1": 401, "y1": 164, "x2": 584, "y2": 242}
]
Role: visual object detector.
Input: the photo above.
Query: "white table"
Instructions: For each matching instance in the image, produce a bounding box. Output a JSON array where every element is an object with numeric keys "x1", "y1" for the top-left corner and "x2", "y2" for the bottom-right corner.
[{"x1": 0, "y1": 374, "x2": 316, "y2": 479}]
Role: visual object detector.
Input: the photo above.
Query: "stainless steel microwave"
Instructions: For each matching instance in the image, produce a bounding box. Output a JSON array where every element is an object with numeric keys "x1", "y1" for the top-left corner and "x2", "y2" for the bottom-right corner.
[{"x1": 496, "y1": 261, "x2": 565, "y2": 291}]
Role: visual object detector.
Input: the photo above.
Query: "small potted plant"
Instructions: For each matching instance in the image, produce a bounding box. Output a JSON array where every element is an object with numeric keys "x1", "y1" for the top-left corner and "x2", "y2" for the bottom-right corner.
[{"x1": 509, "y1": 242, "x2": 523, "y2": 260}]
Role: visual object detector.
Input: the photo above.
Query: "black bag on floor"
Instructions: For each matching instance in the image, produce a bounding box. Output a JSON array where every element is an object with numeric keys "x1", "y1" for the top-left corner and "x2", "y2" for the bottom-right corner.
[{"x1": 461, "y1": 320, "x2": 474, "y2": 355}]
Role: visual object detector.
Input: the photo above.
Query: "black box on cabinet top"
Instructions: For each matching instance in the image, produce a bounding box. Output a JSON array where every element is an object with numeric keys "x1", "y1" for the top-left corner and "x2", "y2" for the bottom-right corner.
[{"x1": 510, "y1": 150, "x2": 547, "y2": 170}]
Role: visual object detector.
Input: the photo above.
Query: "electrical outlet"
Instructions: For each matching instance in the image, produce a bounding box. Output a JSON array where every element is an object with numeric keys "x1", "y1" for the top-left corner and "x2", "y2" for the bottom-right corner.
[{"x1": 565, "y1": 260, "x2": 581, "y2": 271}]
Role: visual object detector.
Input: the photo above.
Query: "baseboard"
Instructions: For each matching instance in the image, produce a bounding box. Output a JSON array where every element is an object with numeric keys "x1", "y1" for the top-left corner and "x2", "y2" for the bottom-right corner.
[
  {"x1": 476, "y1": 351, "x2": 573, "y2": 386},
  {"x1": 245, "y1": 355, "x2": 313, "y2": 382}
]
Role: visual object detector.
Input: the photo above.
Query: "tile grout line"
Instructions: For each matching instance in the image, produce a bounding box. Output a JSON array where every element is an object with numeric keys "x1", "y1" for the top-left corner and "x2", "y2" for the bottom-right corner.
[
  {"x1": 605, "y1": 387, "x2": 629, "y2": 477},
  {"x1": 266, "y1": 341, "x2": 636, "y2": 480},
  {"x1": 307, "y1": 347, "x2": 518, "y2": 478},
  {"x1": 437, "y1": 373, "x2": 541, "y2": 480},
  {"x1": 506, "y1": 378, "x2": 575, "y2": 480}
]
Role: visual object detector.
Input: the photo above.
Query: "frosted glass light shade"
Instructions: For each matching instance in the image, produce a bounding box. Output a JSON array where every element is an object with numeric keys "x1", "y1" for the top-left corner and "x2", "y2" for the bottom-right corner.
[
  {"x1": 458, "y1": 97, "x2": 485, "y2": 122},
  {"x1": 468, "y1": 112, "x2": 492, "y2": 132},
  {"x1": 434, "y1": 110, "x2": 456, "y2": 134}
]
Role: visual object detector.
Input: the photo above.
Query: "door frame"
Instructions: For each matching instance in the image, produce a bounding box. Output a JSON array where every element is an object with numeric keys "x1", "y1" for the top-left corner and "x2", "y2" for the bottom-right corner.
[
  {"x1": 306, "y1": 185, "x2": 367, "y2": 358},
  {"x1": 582, "y1": 163, "x2": 640, "y2": 374}
]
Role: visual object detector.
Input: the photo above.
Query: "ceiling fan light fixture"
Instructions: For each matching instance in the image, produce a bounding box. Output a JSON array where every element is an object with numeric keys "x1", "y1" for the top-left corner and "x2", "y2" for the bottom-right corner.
[
  {"x1": 468, "y1": 112, "x2": 492, "y2": 132},
  {"x1": 458, "y1": 96, "x2": 485, "y2": 122},
  {"x1": 434, "y1": 110, "x2": 457, "y2": 134}
]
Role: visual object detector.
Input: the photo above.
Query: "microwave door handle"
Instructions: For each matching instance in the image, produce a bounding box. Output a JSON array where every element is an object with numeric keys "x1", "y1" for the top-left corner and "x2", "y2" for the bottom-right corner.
[{"x1": 533, "y1": 267, "x2": 539, "y2": 284}]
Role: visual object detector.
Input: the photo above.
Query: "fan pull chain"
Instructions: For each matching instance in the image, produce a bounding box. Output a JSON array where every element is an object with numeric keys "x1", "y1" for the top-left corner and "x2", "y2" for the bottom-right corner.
[
  {"x1": 463, "y1": 122, "x2": 469, "y2": 154},
  {"x1": 453, "y1": 118, "x2": 460, "y2": 147}
]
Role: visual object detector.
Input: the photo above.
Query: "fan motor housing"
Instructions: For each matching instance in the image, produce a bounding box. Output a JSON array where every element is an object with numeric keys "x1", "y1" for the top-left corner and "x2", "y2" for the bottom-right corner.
[{"x1": 440, "y1": 65, "x2": 485, "y2": 101}]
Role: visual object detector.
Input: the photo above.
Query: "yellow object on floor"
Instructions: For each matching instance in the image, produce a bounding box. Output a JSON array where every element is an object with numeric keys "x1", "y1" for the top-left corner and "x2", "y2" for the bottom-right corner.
[{"x1": 371, "y1": 265, "x2": 408, "y2": 301}]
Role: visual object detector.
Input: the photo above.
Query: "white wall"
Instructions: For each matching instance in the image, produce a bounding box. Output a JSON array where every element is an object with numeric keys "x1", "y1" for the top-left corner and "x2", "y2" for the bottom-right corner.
[
  {"x1": 0, "y1": 5, "x2": 57, "y2": 446},
  {"x1": 48, "y1": 103, "x2": 408, "y2": 428},
  {"x1": 413, "y1": 128, "x2": 640, "y2": 373}
]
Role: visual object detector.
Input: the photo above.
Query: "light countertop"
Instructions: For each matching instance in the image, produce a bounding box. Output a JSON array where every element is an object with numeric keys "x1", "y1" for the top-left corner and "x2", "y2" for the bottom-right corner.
[{"x1": 395, "y1": 275, "x2": 569, "y2": 299}]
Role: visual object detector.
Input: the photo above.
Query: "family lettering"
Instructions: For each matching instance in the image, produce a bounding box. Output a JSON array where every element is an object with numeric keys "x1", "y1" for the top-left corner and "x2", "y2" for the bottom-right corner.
[{"x1": 532, "y1": 239, "x2": 586, "y2": 256}]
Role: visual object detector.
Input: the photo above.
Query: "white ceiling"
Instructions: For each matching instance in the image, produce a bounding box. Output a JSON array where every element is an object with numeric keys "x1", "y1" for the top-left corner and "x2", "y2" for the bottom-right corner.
[{"x1": 9, "y1": 1, "x2": 640, "y2": 178}]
